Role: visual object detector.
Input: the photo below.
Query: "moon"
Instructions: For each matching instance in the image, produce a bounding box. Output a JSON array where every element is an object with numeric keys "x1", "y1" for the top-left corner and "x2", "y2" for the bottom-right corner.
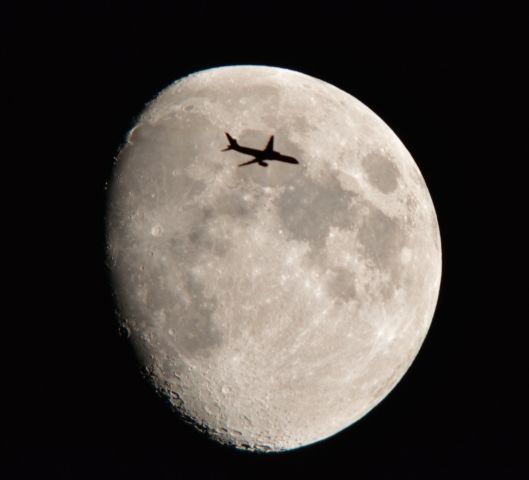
[{"x1": 106, "y1": 65, "x2": 442, "y2": 452}]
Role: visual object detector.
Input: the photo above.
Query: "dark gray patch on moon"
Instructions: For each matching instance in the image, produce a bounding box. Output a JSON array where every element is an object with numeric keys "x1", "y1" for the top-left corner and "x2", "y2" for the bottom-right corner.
[
  {"x1": 289, "y1": 115, "x2": 314, "y2": 134},
  {"x1": 362, "y1": 152, "x2": 400, "y2": 194},
  {"x1": 187, "y1": 225, "x2": 229, "y2": 258},
  {"x1": 171, "y1": 172, "x2": 207, "y2": 205},
  {"x1": 358, "y1": 207, "x2": 405, "y2": 298},
  {"x1": 358, "y1": 208, "x2": 402, "y2": 265},
  {"x1": 129, "y1": 116, "x2": 206, "y2": 170},
  {"x1": 112, "y1": 253, "x2": 223, "y2": 360},
  {"x1": 213, "y1": 192, "x2": 253, "y2": 219},
  {"x1": 171, "y1": 275, "x2": 222, "y2": 358},
  {"x1": 167, "y1": 207, "x2": 229, "y2": 258},
  {"x1": 327, "y1": 267, "x2": 357, "y2": 302},
  {"x1": 186, "y1": 195, "x2": 252, "y2": 258},
  {"x1": 276, "y1": 175, "x2": 357, "y2": 251}
]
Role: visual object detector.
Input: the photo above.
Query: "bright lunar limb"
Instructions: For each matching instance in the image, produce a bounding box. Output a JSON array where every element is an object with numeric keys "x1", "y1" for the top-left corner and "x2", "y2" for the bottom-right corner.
[{"x1": 106, "y1": 65, "x2": 442, "y2": 452}]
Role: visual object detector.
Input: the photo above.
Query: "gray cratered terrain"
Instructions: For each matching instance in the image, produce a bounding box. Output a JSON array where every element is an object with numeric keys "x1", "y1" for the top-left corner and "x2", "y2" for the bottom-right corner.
[{"x1": 106, "y1": 65, "x2": 442, "y2": 452}]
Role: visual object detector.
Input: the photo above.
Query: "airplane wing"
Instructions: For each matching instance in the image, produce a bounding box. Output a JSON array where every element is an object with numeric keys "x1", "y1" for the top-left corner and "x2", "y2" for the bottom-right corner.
[
  {"x1": 238, "y1": 158, "x2": 260, "y2": 167},
  {"x1": 264, "y1": 135, "x2": 274, "y2": 152}
]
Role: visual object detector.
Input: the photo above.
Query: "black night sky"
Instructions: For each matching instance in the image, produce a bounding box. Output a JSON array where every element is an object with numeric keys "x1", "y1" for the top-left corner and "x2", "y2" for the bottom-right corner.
[{"x1": 6, "y1": 1, "x2": 525, "y2": 479}]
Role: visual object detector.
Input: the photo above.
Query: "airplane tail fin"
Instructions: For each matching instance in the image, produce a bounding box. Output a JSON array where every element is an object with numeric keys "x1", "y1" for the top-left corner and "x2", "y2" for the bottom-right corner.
[{"x1": 222, "y1": 132, "x2": 238, "y2": 151}]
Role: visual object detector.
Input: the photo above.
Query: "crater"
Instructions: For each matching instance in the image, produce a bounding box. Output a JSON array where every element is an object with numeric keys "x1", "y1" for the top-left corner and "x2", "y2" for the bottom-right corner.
[
  {"x1": 362, "y1": 152, "x2": 400, "y2": 194},
  {"x1": 151, "y1": 224, "x2": 163, "y2": 237}
]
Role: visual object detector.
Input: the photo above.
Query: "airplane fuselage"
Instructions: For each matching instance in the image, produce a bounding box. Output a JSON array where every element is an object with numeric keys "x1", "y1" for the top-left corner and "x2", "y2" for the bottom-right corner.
[{"x1": 231, "y1": 146, "x2": 298, "y2": 165}]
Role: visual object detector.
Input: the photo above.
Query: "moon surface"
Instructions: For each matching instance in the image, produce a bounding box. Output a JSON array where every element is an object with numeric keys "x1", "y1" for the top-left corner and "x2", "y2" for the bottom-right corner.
[{"x1": 106, "y1": 65, "x2": 442, "y2": 452}]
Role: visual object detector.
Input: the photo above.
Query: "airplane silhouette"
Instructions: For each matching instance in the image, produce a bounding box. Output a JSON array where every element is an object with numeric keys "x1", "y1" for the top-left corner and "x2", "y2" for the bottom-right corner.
[{"x1": 221, "y1": 133, "x2": 299, "y2": 167}]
